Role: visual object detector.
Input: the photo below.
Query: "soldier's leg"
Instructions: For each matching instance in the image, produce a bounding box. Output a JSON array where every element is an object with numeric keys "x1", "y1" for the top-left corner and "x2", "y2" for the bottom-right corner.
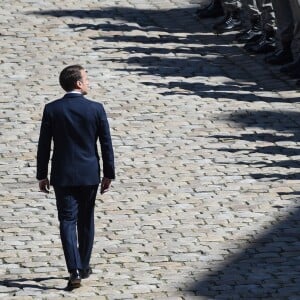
[
  {"x1": 196, "y1": 0, "x2": 224, "y2": 18},
  {"x1": 223, "y1": 0, "x2": 243, "y2": 12},
  {"x1": 265, "y1": 0, "x2": 294, "y2": 64},
  {"x1": 245, "y1": 0, "x2": 276, "y2": 53},
  {"x1": 244, "y1": 0, "x2": 261, "y2": 25},
  {"x1": 280, "y1": 0, "x2": 300, "y2": 76},
  {"x1": 289, "y1": 0, "x2": 300, "y2": 58},
  {"x1": 235, "y1": 0, "x2": 263, "y2": 42},
  {"x1": 259, "y1": 0, "x2": 276, "y2": 35},
  {"x1": 213, "y1": 0, "x2": 243, "y2": 33}
]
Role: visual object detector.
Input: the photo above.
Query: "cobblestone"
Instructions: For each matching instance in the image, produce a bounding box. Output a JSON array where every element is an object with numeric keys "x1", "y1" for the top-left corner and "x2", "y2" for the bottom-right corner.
[{"x1": 1, "y1": 0, "x2": 300, "y2": 298}]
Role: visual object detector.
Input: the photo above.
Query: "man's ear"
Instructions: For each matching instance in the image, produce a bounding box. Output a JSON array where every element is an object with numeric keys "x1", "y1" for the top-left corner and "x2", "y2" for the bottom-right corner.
[{"x1": 75, "y1": 80, "x2": 83, "y2": 89}]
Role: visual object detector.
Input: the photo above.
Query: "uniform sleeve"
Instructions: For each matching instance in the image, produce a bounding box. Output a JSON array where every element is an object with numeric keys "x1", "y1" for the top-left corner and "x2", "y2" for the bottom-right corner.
[{"x1": 36, "y1": 105, "x2": 52, "y2": 180}]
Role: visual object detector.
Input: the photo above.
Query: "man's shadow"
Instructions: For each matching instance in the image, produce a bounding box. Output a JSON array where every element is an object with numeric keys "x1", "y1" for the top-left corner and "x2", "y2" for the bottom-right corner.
[{"x1": 1, "y1": 276, "x2": 68, "y2": 291}]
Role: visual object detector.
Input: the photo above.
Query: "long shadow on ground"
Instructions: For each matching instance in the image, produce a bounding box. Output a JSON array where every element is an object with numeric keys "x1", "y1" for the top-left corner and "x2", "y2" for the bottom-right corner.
[
  {"x1": 31, "y1": 6, "x2": 300, "y2": 298},
  {"x1": 186, "y1": 109, "x2": 300, "y2": 298},
  {"x1": 31, "y1": 6, "x2": 297, "y2": 102},
  {"x1": 211, "y1": 110, "x2": 300, "y2": 181},
  {"x1": 186, "y1": 205, "x2": 300, "y2": 299}
]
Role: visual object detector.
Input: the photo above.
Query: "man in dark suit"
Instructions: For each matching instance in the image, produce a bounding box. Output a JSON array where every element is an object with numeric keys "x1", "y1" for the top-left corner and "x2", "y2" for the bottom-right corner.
[{"x1": 36, "y1": 65, "x2": 115, "y2": 289}]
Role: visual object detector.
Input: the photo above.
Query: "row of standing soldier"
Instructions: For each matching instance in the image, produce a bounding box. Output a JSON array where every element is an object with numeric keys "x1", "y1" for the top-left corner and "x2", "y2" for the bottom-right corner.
[{"x1": 196, "y1": 0, "x2": 300, "y2": 84}]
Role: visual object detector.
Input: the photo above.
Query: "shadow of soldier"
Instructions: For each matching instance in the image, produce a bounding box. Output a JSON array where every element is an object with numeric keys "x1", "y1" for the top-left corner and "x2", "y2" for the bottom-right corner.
[
  {"x1": 211, "y1": 110, "x2": 300, "y2": 181},
  {"x1": 30, "y1": 6, "x2": 296, "y2": 97},
  {"x1": 183, "y1": 109, "x2": 300, "y2": 298},
  {"x1": 185, "y1": 204, "x2": 300, "y2": 298}
]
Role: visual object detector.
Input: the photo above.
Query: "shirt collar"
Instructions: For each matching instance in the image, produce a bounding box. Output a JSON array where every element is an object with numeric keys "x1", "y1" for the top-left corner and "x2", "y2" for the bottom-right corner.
[{"x1": 66, "y1": 90, "x2": 82, "y2": 94}]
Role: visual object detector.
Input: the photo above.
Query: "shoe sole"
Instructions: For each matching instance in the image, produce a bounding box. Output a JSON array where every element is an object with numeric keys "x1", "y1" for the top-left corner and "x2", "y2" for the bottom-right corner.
[
  {"x1": 68, "y1": 279, "x2": 81, "y2": 289},
  {"x1": 213, "y1": 27, "x2": 242, "y2": 34},
  {"x1": 235, "y1": 35, "x2": 262, "y2": 44}
]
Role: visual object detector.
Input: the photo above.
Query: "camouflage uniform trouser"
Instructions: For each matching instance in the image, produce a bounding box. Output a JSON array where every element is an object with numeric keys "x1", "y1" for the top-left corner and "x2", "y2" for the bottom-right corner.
[
  {"x1": 272, "y1": 0, "x2": 300, "y2": 54},
  {"x1": 243, "y1": 0, "x2": 275, "y2": 30},
  {"x1": 292, "y1": 0, "x2": 300, "y2": 55},
  {"x1": 222, "y1": 0, "x2": 275, "y2": 31},
  {"x1": 222, "y1": 0, "x2": 242, "y2": 12}
]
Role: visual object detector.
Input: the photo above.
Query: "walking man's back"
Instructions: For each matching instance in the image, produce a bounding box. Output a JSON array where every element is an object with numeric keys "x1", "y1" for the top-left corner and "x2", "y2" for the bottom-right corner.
[{"x1": 36, "y1": 65, "x2": 115, "y2": 289}]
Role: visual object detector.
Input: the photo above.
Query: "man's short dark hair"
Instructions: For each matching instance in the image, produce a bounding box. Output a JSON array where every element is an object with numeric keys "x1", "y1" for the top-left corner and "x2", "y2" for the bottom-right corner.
[{"x1": 59, "y1": 65, "x2": 84, "y2": 92}]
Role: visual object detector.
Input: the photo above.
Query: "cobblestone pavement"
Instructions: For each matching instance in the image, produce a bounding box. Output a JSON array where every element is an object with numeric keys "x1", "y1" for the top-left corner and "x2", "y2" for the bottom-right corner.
[{"x1": 1, "y1": 0, "x2": 300, "y2": 299}]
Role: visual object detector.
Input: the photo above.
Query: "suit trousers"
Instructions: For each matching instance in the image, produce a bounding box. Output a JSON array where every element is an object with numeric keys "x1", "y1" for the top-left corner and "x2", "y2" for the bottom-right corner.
[{"x1": 54, "y1": 185, "x2": 98, "y2": 272}]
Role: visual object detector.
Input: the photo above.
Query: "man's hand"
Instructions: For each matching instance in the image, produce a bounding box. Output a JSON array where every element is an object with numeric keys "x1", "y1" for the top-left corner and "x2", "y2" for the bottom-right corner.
[
  {"x1": 100, "y1": 177, "x2": 112, "y2": 194},
  {"x1": 39, "y1": 178, "x2": 50, "y2": 194}
]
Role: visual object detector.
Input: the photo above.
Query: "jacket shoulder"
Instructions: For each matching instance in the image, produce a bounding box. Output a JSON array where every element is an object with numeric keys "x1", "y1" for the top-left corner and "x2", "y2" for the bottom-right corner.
[
  {"x1": 44, "y1": 97, "x2": 64, "y2": 109},
  {"x1": 84, "y1": 97, "x2": 104, "y2": 107},
  {"x1": 83, "y1": 98, "x2": 105, "y2": 113},
  {"x1": 44, "y1": 96, "x2": 104, "y2": 112}
]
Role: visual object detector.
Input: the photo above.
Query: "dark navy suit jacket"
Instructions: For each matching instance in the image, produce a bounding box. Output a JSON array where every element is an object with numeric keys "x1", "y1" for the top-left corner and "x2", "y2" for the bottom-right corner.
[{"x1": 37, "y1": 93, "x2": 115, "y2": 186}]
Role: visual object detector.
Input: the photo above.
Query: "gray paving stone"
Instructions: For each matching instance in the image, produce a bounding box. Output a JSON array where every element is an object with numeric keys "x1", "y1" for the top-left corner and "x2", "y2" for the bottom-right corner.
[{"x1": 1, "y1": 0, "x2": 300, "y2": 298}]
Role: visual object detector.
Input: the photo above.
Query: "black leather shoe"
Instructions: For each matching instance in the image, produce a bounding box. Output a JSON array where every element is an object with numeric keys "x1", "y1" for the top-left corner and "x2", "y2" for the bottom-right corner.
[
  {"x1": 243, "y1": 33, "x2": 263, "y2": 50},
  {"x1": 235, "y1": 27, "x2": 262, "y2": 43},
  {"x1": 81, "y1": 267, "x2": 93, "y2": 279},
  {"x1": 196, "y1": 0, "x2": 224, "y2": 18},
  {"x1": 67, "y1": 269, "x2": 81, "y2": 289},
  {"x1": 244, "y1": 30, "x2": 276, "y2": 54},
  {"x1": 280, "y1": 58, "x2": 300, "y2": 78},
  {"x1": 213, "y1": 11, "x2": 242, "y2": 34},
  {"x1": 235, "y1": 18, "x2": 261, "y2": 43},
  {"x1": 264, "y1": 48, "x2": 293, "y2": 65}
]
